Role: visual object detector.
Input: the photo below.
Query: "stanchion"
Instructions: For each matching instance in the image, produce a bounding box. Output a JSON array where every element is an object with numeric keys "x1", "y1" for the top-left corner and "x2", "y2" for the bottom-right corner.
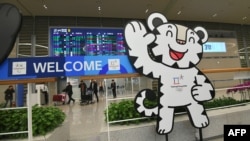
[
  {"x1": 199, "y1": 128, "x2": 203, "y2": 141},
  {"x1": 165, "y1": 134, "x2": 168, "y2": 141}
]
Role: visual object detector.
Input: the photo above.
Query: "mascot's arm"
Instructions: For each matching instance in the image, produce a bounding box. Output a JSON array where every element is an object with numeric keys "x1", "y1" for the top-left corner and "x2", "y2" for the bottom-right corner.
[
  {"x1": 192, "y1": 74, "x2": 215, "y2": 102},
  {"x1": 125, "y1": 21, "x2": 161, "y2": 78}
]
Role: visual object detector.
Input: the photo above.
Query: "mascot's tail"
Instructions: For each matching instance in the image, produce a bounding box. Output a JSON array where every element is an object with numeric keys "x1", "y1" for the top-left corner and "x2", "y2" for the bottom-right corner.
[{"x1": 134, "y1": 89, "x2": 158, "y2": 117}]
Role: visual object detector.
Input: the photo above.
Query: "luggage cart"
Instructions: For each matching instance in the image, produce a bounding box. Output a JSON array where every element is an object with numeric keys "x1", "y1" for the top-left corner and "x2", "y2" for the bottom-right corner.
[
  {"x1": 80, "y1": 90, "x2": 94, "y2": 105},
  {"x1": 53, "y1": 93, "x2": 67, "y2": 106}
]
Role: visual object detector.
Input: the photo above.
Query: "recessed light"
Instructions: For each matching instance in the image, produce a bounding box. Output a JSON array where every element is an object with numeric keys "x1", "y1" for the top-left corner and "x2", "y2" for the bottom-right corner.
[
  {"x1": 212, "y1": 13, "x2": 217, "y2": 17},
  {"x1": 145, "y1": 4, "x2": 151, "y2": 14},
  {"x1": 42, "y1": 0, "x2": 48, "y2": 9},
  {"x1": 242, "y1": 16, "x2": 247, "y2": 20},
  {"x1": 177, "y1": 11, "x2": 181, "y2": 15},
  {"x1": 43, "y1": 4, "x2": 48, "y2": 9}
]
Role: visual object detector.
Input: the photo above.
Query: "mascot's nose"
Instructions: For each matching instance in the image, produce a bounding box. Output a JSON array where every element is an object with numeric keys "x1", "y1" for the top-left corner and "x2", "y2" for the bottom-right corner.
[
  {"x1": 176, "y1": 24, "x2": 187, "y2": 42},
  {"x1": 177, "y1": 39, "x2": 186, "y2": 45}
]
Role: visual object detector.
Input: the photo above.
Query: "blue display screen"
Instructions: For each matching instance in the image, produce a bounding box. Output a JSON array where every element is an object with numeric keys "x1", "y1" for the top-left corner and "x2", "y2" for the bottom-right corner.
[
  {"x1": 203, "y1": 42, "x2": 226, "y2": 53},
  {"x1": 49, "y1": 27, "x2": 126, "y2": 57}
]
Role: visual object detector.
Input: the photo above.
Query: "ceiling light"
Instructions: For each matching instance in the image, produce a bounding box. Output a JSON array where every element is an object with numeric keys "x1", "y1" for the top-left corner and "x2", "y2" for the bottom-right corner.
[
  {"x1": 242, "y1": 16, "x2": 247, "y2": 20},
  {"x1": 42, "y1": 0, "x2": 48, "y2": 9},
  {"x1": 177, "y1": 11, "x2": 181, "y2": 15},
  {"x1": 212, "y1": 13, "x2": 217, "y2": 17},
  {"x1": 145, "y1": 4, "x2": 151, "y2": 14},
  {"x1": 43, "y1": 4, "x2": 48, "y2": 9},
  {"x1": 96, "y1": 0, "x2": 102, "y2": 13}
]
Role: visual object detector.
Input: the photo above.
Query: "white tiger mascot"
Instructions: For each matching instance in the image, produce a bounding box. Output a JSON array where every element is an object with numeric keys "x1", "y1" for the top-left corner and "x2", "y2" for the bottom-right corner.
[{"x1": 124, "y1": 12, "x2": 215, "y2": 135}]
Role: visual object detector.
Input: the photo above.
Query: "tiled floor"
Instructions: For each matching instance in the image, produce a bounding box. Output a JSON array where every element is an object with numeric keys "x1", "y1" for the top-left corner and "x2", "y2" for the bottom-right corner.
[{"x1": 55, "y1": 89, "x2": 243, "y2": 141}]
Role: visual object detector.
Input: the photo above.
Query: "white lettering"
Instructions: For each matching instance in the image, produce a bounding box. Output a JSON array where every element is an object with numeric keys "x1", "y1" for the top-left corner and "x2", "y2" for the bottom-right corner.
[
  {"x1": 96, "y1": 61, "x2": 102, "y2": 70},
  {"x1": 228, "y1": 129, "x2": 246, "y2": 136},
  {"x1": 73, "y1": 61, "x2": 83, "y2": 71},
  {"x1": 33, "y1": 60, "x2": 103, "y2": 73},
  {"x1": 56, "y1": 62, "x2": 63, "y2": 72},
  {"x1": 228, "y1": 129, "x2": 235, "y2": 136},
  {"x1": 64, "y1": 62, "x2": 72, "y2": 71},
  {"x1": 47, "y1": 62, "x2": 55, "y2": 72},
  {"x1": 33, "y1": 62, "x2": 47, "y2": 73},
  {"x1": 241, "y1": 129, "x2": 246, "y2": 136},
  {"x1": 235, "y1": 129, "x2": 240, "y2": 136},
  {"x1": 84, "y1": 61, "x2": 95, "y2": 70}
]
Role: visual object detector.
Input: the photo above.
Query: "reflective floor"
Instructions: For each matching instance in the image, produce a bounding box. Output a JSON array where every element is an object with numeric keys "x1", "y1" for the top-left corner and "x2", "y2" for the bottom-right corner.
[
  {"x1": 58, "y1": 94, "x2": 107, "y2": 141},
  {"x1": 55, "y1": 90, "x2": 238, "y2": 141}
]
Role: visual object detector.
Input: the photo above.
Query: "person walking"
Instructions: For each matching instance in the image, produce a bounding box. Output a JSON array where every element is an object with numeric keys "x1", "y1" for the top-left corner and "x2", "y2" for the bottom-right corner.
[
  {"x1": 41, "y1": 83, "x2": 49, "y2": 105},
  {"x1": 89, "y1": 79, "x2": 99, "y2": 102},
  {"x1": 111, "y1": 79, "x2": 117, "y2": 98},
  {"x1": 4, "y1": 85, "x2": 15, "y2": 108},
  {"x1": 63, "y1": 82, "x2": 75, "y2": 104},
  {"x1": 79, "y1": 80, "x2": 87, "y2": 102},
  {"x1": 98, "y1": 80, "x2": 104, "y2": 96}
]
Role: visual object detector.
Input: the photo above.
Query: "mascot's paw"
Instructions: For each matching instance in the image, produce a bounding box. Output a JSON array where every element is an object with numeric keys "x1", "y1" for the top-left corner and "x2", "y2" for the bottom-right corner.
[
  {"x1": 193, "y1": 114, "x2": 209, "y2": 128},
  {"x1": 157, "y1": 124, "x2": 172, "y2": 135},
  {"x1": 192, "y1": 85, "x2": 213, "y2": 101},
  {"x1": 125, "y1": 21, "x2": 155, "y2": 50},
  {"x1": 0, "y1": 3, "x2": 22, "y2": 64}
]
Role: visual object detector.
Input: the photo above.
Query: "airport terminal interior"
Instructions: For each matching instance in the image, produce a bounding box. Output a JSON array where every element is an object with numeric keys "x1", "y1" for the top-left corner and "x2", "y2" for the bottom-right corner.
[{"x1": 1, "y1": 0, "x2": 250, "y2": 141}]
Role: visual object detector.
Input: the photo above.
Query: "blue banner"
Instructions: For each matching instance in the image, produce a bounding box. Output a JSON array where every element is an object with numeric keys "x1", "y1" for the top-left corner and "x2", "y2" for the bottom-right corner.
[{"x1": 0, "y1": 55, "x2": 135, "y2": 80}]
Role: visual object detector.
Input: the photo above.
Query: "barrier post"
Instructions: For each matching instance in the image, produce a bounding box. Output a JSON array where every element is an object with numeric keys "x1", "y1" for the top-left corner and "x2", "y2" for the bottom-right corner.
[{"x1": 27, "y1": 83, "x2": 33, "y2": 141}]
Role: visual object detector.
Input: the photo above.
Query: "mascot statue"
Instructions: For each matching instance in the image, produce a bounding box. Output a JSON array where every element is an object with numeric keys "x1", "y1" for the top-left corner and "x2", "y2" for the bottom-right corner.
[{"x1": 125, "y1": 12, "x2": 215, "y2": 135}]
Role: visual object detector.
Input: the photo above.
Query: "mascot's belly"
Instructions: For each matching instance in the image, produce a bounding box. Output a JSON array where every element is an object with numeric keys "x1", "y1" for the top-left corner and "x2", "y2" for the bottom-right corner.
[{"x1": 159, "y1": 68, "x2": 198, "y2": 106}]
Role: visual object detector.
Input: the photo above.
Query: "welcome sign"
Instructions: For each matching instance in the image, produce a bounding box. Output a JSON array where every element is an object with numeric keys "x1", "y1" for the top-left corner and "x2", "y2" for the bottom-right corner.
[{"x1": 0, "y1": 55, "x2": 135, "y2": 80}]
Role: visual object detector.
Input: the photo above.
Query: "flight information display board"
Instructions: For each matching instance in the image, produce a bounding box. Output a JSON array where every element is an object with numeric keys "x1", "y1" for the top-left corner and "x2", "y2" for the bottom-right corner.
[{"x1": 49, "y1": 27, "x2": 125, "y2": 57}]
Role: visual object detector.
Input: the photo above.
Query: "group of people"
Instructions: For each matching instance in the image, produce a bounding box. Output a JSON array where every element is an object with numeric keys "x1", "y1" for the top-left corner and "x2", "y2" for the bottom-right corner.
[
  {"x1": 2, "y1": 79, "x2": 117, "y2": 107},
  {"x1": 78, "y1": 79, "x2": 99, "y2": 103},
  {"x1": 58, "y1": 79, "x2": 118, "y2": 104},
  {"x1": 78, "y1": 79, "x2": 117, "y2": 103},
  {"x1": 62, "y1": 79, "x2": 100, "y2": 104}
]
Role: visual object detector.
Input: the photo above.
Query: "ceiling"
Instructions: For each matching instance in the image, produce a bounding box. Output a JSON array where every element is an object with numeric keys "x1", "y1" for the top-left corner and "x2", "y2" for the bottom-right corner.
[{"x1": 2, "y1": 0, "x2": 250, "y2": 25}]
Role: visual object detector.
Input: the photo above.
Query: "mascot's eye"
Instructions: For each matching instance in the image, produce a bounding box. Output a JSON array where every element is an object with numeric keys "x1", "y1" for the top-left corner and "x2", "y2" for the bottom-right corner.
[
  {"x1": 188, "y1": 37, "x2": 195, "y2": 44},
  {"x1": 166, "y1": 31, "x2": 173, "y2": 37}
]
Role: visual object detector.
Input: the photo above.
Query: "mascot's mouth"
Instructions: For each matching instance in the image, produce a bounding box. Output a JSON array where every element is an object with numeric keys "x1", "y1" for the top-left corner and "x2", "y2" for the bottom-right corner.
[{"x1": 169, "y1": 48, "x2": 186, "y2": 61}]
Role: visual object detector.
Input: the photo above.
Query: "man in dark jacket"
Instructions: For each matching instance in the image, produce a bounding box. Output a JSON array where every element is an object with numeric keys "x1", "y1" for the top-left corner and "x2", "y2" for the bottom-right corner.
[
  {"x1": 111, "y1": 79, "x2": 117, "y2": 98},
  {"x1": 64, "y1": 82, "x2": 75, "y2": 104},
  {"x1": 79, "y1": 80, "x2": 87, "y2": 102},
  {"x1": 4, "y1": 85, "x2": 15, "y2": 108},
  {"x1": 79, "y1": 80, "x2": 87, "y2": 95},
  {"x1": 89, "y1": 79, "x2": 99, "y2": 102}
]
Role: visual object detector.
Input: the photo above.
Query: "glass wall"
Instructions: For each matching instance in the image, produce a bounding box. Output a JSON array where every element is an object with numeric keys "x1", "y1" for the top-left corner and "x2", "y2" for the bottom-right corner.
[{"x1": 65, "y1": 76, "x2": 152, "y2": 100}]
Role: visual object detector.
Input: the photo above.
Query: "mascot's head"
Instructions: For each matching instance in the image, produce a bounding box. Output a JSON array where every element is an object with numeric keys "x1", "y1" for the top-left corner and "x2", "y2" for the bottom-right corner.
[
  {"x1": 0, "y1": 3, "x2": 22, "y2": 64},
  {"x1": 148, "y1": 13, "x2": 208, "y2": 69}
]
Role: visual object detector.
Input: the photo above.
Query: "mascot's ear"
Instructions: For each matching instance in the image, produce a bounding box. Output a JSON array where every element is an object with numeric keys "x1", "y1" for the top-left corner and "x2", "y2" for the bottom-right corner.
[
  {"x1": 147, "y1": 13, "x2": 168, "y2": 31},
  {"x1": 0, "y1": 3, "x2": 22, "y2": 64},
  {"x1": 194, "y1": 26, "x2": 208, "y2": 43}
]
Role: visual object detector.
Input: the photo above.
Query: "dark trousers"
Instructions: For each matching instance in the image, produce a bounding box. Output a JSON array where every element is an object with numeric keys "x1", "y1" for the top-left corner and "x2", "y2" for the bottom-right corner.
[
  {"x1": 112, "y1": 89, "x2": 116, "y2": 98},
  {"x1": 93, "y1": 91, "x2": 99, "y2": 102},
  {"x1": 67, "y1": 93, "x2": 75, "y2": 104},
  {"x1": 80, "y1": 91, "x2": 86, "y2": 101},
  {"x1": 4, "y1": 99, "x2": 12, "y2": 108},
  {"x1": 44, "y1": 92, "x2": 48, "y2": 105}
]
